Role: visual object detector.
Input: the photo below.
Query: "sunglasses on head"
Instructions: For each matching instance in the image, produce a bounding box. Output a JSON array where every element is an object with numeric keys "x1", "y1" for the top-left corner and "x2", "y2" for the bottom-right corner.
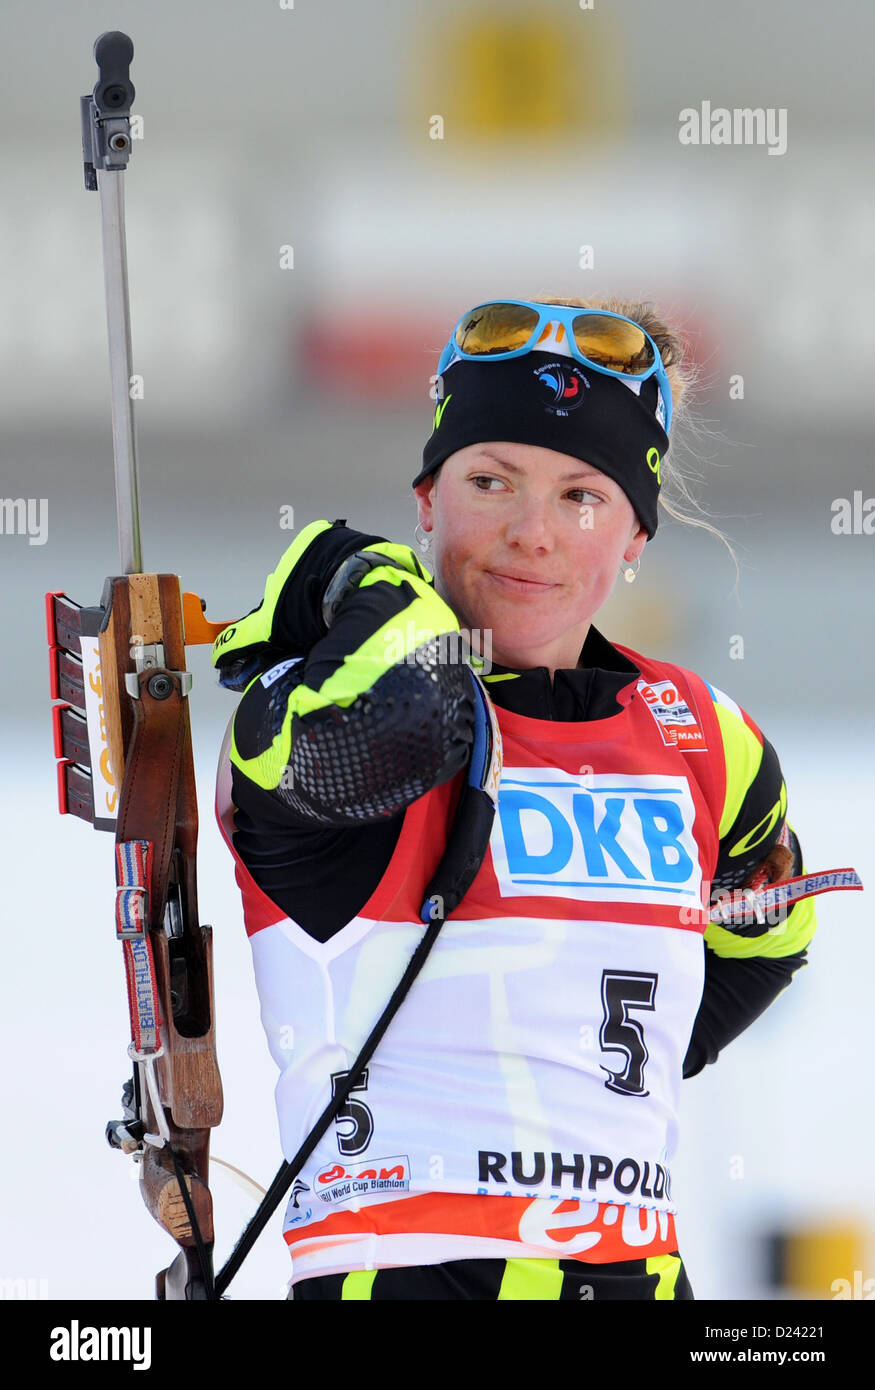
[{"x1": 437, "y1": 299, "x2": 673, "y2": 433}]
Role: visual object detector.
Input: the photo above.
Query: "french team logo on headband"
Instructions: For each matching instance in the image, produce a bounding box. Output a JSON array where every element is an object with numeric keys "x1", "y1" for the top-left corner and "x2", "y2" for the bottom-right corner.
[{"x1": 532, "y1": 361, "x2": 590, "y2": 417}]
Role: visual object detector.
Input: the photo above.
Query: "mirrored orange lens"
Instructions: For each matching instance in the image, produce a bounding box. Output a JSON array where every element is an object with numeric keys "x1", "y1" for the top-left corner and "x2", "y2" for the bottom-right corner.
[
  {"x1": 572, "y1": 314, "x2": 655, "y2": 375},
  {"x1": 453, "y1": 303, "x2": 540, "y2": 356}
]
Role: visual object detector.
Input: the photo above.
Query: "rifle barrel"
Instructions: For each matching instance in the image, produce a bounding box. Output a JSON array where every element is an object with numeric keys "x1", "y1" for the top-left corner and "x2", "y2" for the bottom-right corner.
[{"x1": 97, "y1": 167, "x2": 143, "y2": 575}]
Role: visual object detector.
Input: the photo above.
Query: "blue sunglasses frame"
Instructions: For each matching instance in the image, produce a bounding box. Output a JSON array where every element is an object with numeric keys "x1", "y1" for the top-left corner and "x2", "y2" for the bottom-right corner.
[{"x1": 437, "y1": 299, "x2": 673, "y2": 434}]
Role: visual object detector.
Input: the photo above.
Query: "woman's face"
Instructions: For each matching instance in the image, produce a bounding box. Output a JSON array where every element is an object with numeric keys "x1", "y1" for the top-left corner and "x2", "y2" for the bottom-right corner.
[{"x1": 414, "y1": 441, "x2": 647, "y2": 676}]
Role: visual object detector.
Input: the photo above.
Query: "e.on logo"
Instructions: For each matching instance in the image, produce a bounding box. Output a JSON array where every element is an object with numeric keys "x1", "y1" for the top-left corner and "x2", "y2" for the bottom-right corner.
[
  {"x1": 637, "y1": 680, "x2": 706, "y2": 750},
  {"x1": 639, "y1": 680, "x2": 680, "y2": 707},
  {"x1": 489, "y1": 769, "x2": 702, "y2": 910},
  {"x1": 313, "y1": 1155, "x2": 410, "y2": 1206},
  {"x1": 317, "y1": 1162, "x2": 405, "y2": 1186}
]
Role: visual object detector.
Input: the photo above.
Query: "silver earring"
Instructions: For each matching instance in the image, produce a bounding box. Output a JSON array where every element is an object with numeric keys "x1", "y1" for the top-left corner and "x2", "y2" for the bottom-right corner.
[
  {"x1": 622, "y1": 557, "x2": 640, "y2": 583},
  {"x1": 414, "y1": 522, "x2": 432, "y2": 553}
]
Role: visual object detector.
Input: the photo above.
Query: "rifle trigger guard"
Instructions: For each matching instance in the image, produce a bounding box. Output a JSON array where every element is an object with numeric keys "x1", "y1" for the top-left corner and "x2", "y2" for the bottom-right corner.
[{"x1": 127, "y1": 1041, "x2": 171, "y2": 1146}]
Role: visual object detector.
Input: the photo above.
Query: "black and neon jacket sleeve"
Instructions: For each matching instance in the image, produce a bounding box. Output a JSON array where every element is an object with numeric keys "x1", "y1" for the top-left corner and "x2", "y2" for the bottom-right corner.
[
  {"x1": 683, "y1": 685, "x2": 817, "y2": 1078},
  {"x1": 212, "y1": 518, "x2": 476, "y2": 827}
]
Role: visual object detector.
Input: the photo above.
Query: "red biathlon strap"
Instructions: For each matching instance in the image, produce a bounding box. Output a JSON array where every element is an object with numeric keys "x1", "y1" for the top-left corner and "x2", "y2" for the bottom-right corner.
[
  {"x1": 115, "y1": 838, "x2": 162, "y2": 1052},
  {"x1": 711, "y1": 866, "x2": 863, "y2": 928}
]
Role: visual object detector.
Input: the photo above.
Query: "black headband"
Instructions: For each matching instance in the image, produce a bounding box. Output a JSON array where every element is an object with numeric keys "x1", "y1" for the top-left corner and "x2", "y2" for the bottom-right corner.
[{"x1": 412, "y1": 352, "x2": 669, "y2": 539}]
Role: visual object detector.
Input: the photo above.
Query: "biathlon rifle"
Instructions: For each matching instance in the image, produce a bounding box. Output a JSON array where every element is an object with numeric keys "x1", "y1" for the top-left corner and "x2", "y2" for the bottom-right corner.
[{"x1": 45, "y1": 32, "x2": 230, "y2": 1301}]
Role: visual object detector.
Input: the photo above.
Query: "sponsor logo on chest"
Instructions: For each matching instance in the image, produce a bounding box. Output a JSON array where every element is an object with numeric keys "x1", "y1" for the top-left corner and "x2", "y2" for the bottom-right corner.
[
  {"x1": 637, "y1": 679, "x2": 707, "y2": 750},
  {"x1": 490, "y1": 769, "x2": 702, "y2": 909}
]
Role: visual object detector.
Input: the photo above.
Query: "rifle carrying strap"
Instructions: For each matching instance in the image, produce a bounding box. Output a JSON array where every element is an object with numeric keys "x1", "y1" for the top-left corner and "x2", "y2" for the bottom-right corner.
[
  {"x1": 114, "y1": 671, "x2": 189, "y2": 1054},
  {"x1": 115, "y1": 839, "x2": 161, "y2": 1051}
]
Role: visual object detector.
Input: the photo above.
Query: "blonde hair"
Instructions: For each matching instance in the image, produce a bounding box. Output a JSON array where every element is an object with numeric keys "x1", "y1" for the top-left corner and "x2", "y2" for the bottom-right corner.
[{"x1": 430, "y1": 293, "x2": 738, "y2": 584}]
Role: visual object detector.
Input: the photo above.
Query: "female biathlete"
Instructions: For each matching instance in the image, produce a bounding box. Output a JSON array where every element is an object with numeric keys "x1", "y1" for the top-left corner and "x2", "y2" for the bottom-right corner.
[{"x1": 212, "y1": 297, "x2": 820, "y2": 1301}]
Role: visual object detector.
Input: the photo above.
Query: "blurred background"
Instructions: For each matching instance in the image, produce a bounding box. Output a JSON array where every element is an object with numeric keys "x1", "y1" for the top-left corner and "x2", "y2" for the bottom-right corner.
[{"x1": 1, "y1": 0, "x2": 872, "y2": 1302}]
